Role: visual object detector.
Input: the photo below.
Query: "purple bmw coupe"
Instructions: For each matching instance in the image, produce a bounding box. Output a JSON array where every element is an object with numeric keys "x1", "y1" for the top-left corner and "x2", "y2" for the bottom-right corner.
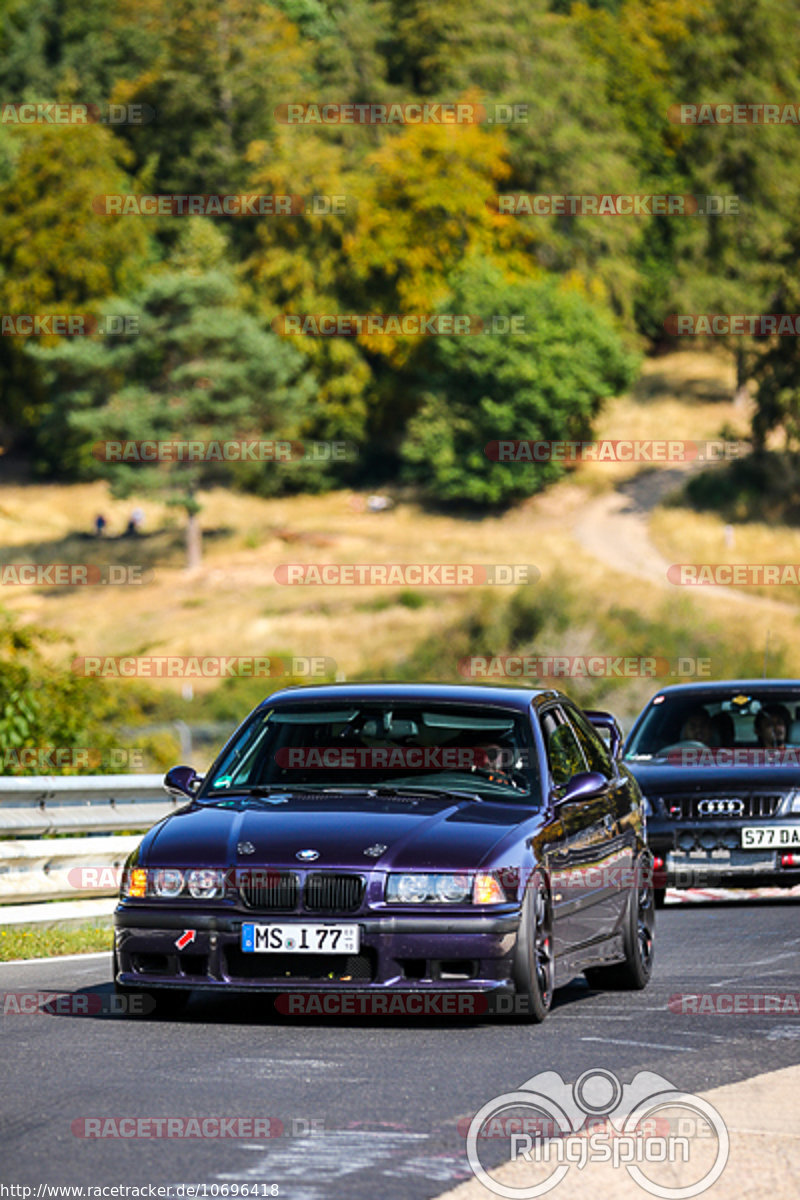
[{"x1": 114, "y1": 683, "x2": 653, "y2": 1021}]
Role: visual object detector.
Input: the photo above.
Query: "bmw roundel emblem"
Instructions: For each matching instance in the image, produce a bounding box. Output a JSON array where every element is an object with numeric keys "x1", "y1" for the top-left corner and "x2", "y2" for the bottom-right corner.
[{"x1": 296, "y1": 848, "x2": 320, "y2": 861}]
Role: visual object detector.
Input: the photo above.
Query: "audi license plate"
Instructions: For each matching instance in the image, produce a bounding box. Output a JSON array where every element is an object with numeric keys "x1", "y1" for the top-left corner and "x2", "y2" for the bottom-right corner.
[
  {"x1": 241, "y1": 923, "x2": 360, "y2": 954},
  {"x1": 741, "y1": 826, "x2": 800, "y2": 849}
]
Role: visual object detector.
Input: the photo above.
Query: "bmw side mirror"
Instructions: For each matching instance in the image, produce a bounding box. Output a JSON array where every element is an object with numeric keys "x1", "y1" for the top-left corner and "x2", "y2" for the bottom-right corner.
[
  {"x1": 164, "y1": 765, "x2": 202, "y2": 798},
  {"x1": 556, "y1": 771, "x2": 607, "y2": 805},
  {"x1": 585, "y1": 710, "x2": 623, "y2": 759}
]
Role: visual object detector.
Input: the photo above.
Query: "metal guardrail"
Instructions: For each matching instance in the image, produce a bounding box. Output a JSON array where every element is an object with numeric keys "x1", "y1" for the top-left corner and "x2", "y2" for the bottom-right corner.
[{"x1": 0, "y1": 774, "x2": 183, "y2": 913}]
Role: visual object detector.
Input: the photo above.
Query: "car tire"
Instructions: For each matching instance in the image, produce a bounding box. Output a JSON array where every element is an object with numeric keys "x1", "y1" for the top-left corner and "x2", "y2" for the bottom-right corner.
[
  {"x1": 584, "y1": 864, "x2": 655, "y2": 991},
  {"x1": 113, "y1": 951, "x2": 191, "y2": 1018},
  {"x1": 511, "y1": 871, "x2": 554, "y2": 1022}
]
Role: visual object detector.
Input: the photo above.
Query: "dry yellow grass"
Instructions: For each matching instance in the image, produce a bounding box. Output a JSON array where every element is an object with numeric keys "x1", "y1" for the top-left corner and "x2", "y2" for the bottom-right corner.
[{"x1": 1, "y1": 349, "x2": 799, "y2": 694}]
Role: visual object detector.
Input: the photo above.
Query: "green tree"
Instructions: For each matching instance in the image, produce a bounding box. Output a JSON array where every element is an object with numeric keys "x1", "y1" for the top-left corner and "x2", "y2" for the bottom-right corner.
[
  {"x1": 30, "y1": 223, "x2": 314, "y2": 565},
  {"x1": 401, "y1": 261, "x2": 639, "y2": 506}
]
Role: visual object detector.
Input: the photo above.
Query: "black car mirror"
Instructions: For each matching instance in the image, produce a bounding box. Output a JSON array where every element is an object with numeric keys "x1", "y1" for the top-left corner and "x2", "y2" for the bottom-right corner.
[
  {"x1": 164, "y1": 764, "x2": 202, "y2": 798},
  {"x1": 556, "y1": 770, "x2": 607, "y2": 805}
]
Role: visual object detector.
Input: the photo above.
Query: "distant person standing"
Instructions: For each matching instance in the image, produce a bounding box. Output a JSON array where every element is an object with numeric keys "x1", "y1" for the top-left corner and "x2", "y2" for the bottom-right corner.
[
  {"x1": 94, "y1": 514, "x2": 107, "y2": 538},
  {"x1": 125, "y1": 507, "x2": 144, "y2": 536}
]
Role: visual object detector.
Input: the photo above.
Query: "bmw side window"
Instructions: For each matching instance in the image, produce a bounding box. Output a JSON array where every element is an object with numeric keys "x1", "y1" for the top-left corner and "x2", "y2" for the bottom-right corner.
[
  {"x1": 541, "y1": 708, "x2": 587, "y2": 789},
  {"x1": 564, "y1": 707, "x2": 614, "y2": 779}
]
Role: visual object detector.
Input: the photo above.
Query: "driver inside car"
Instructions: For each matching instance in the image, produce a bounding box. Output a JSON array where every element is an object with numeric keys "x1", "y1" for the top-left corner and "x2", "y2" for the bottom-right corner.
[{"x1": 680, "y1": 707, "x2": 713, "y2": 745}]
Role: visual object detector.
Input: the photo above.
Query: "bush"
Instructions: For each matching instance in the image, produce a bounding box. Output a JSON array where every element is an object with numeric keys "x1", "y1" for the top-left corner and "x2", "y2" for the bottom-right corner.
[{"x1": 401, "y1": 261, "x2": 639, "y2": 507}]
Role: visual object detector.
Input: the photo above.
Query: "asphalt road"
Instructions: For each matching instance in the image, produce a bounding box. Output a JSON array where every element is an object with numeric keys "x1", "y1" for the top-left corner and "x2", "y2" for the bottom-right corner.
[{"x1": 1, "y1": 897, "x2": 799, "y2": 1200}]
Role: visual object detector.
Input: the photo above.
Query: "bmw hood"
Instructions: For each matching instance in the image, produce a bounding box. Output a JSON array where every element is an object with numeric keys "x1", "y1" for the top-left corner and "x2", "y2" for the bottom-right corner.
[{"x1": 138, "y1": 792, "x2": 531, "y2": 872}]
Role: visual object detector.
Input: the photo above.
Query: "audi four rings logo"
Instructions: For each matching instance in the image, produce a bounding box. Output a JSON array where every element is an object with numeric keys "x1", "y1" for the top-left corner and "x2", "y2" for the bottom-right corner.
[{"x1": 698, "y1": 798, "x2": 745, "y2": 815}]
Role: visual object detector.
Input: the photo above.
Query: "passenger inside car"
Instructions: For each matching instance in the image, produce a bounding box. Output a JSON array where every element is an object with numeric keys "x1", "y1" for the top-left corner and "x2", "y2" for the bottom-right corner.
[{"x1": 755, "y1": 706, "x2": 789, "y2": 748}]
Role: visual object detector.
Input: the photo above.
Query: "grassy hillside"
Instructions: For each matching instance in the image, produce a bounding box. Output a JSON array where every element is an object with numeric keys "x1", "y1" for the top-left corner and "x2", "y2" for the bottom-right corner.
[{"x1": 1, "y1": 350, "x2": 798, "y2": 744}]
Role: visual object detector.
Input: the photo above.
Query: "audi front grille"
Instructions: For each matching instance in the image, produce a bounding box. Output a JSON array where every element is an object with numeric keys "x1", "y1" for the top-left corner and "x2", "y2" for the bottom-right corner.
[{"x1": 662, "y1": 794, "x2": 782, "y2": 820}]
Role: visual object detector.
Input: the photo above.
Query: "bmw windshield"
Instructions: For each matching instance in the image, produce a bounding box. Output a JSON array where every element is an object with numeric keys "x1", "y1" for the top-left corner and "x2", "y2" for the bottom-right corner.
[{"x1": 199, "y1": 702, "x2": 540, "y2": 802}]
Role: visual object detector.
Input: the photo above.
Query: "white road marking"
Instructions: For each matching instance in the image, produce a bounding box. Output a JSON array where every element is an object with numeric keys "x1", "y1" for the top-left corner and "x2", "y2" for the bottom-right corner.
[
  {"x1": 581, "y1": 1036, "x2": 695, "y2": 1052},
  {"x1": 0, "y1": 951, "x2": 110, "y2": 967}
]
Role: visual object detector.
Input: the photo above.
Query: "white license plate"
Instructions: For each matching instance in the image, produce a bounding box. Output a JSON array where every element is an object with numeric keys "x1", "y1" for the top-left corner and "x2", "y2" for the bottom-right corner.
[
  {"x1": 741, "y1": 826, "x2": 800, "y2": 849},
  {"x1": 241, "y1": 923, "x2": 360, "y2": 954}
]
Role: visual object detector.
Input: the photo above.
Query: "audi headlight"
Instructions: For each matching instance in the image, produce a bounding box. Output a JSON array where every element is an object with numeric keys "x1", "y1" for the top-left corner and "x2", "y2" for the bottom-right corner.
[
  {"x1": 152, "y1": 868, "x2": 184, "y2": 898},
  {"x1": 386, "y1": 873, "x2": 472, "y2": 904},
  {"x1": 784, "y1": 790, "x2": 800, "y2": 814},
  {"x1": 186, "y1": 868, "x2": 225, "y2": 899}
]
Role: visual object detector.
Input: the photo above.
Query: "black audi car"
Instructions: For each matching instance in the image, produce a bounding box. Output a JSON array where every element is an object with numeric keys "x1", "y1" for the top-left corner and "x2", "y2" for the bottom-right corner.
[
  {"x1": 114, "y1": 683, "x2": 653, "y2": 1021},
  {"x1": 623, "y1": 680, "x2": 800, "y2": 904}
]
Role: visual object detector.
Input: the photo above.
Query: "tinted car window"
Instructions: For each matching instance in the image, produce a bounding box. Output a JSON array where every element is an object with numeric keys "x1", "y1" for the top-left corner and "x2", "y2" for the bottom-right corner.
[
  {"x1": 200, "y1": 702, "x2": 541, "y2": 802},
  {"x1": 624, "y1": 689, "x2": 800, "y2": 757},
  {"x1": 564, "y1": 705, "x2": 614, "y2": 778},
  {"x1": 541, "y1": 707, "x2": 587, "y2": 787}
]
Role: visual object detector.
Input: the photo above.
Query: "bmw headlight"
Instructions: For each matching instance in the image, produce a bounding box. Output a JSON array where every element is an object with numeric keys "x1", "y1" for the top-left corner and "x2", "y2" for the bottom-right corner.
[
  {"x1": 120, "y1": 866, "x2": 226, "y2": 899},
  {"x1": 186, "y1": 868, "x2": 225, "y2": 899},
  {"x1": 152, "y1": 868, "x2": 184, "y2": 898},
  {"x1": 386, "y1": 873, "x2": 472, "y2": 904}
]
